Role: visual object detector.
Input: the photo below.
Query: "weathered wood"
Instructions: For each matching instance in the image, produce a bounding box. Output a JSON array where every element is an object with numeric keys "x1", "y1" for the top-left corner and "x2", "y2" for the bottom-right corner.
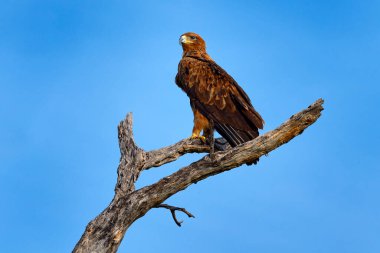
[{"x1": 73, "y1": 99, "x2": 324, "y2": 253}]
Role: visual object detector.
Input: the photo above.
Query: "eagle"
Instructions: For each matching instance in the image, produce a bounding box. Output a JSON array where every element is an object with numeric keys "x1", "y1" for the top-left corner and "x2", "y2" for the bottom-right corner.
[{"x1": 175, "y1": 32, "x2": 264, "y2": 148}]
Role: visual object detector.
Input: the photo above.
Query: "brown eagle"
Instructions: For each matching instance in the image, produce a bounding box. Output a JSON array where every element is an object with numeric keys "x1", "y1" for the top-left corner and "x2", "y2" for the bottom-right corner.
[{"x1": 175, "y1": 32, "x2": 264, "y2": 147}]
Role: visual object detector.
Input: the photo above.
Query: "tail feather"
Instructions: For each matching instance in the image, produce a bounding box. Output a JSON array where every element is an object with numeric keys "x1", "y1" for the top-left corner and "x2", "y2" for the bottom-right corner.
[
  {"x1": 215, "y1": 123, "x2": 258, "y2": 147},
  {"x1": 214, "y1": 123, "x2": 260, "y2": 165}
]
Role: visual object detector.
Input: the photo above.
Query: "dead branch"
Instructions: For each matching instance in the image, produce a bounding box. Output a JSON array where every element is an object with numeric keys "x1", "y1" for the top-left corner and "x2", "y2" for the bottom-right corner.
[
  {"x1": 154, "y1": 204, "x2": 195, "y2": 227},
  {"x1": 73, "y1": 98, "x2": 324, "y2": 253}
]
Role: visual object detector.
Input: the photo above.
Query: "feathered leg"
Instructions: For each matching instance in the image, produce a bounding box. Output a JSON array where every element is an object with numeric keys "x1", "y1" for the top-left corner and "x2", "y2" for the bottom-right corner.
[{"x1": 191, "y1": 108, "x2": 209, "y2": 143}]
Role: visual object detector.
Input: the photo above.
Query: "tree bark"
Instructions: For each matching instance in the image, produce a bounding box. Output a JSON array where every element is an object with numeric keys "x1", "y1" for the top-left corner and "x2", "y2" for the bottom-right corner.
[{"x1": 73, "y1": 98, "x2": 324, "y2": 253}]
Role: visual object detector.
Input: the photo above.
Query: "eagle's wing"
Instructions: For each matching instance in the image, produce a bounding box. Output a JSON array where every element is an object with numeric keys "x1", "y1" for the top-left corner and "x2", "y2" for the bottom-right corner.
[{"x1": 176, "y1": 56, "x2": 264, "y2": 147}]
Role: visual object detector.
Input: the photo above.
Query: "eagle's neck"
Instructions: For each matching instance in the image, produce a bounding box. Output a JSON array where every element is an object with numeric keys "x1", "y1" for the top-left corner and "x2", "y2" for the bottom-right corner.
[{"x1": 182, "y1": 50, "x2": 213, "y2": 61}]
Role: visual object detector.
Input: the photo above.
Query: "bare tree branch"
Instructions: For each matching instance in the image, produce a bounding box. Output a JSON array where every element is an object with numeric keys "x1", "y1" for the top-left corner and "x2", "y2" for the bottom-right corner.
[
  {"x1": 142, "y1": 138, "x2": 209, "y2": 170},
  {"x1": 142, "y1": 137, "x2": 230, "y2": 170},
  {"x1": 73, "y1": 98, "x2": 324, "y2": 253},
  {"x1": 154, "y1": 204, "x2": 195, "y2": 227}
]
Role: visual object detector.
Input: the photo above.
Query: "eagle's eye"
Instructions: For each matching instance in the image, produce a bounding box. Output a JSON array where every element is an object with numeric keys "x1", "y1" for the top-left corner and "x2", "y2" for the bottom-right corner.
[{"x1": 190, "y1": 36, "x2": 196, "y2": 40}]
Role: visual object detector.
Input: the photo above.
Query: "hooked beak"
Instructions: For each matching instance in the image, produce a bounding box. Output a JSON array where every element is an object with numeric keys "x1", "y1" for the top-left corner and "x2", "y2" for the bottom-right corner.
[{"x1": 179, "y1": 35, "x2": 189, "y2": 45}]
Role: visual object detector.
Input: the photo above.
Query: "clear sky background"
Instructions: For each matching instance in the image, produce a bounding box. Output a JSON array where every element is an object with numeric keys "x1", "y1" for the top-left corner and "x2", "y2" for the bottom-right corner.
[{"x1": 1, "y1": 0, "x2": 379, "y2": 252}]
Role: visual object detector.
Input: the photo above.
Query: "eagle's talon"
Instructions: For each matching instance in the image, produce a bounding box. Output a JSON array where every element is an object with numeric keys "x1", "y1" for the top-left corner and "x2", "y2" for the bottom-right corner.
[{"x1": 190, "y1": 134, "x2": 207, "y2": 143}]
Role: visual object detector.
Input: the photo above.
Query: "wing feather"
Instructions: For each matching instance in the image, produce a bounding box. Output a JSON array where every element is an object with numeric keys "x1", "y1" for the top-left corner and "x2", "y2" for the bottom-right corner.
[{"x1": 176, "y1": 55, "x2": 264, "y2": 147}]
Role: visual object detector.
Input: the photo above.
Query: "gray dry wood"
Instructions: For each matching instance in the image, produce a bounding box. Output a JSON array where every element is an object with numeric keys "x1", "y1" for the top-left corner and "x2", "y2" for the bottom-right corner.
[{"x1": 73, "y1": 98, "x2": 324, "y2": 253}]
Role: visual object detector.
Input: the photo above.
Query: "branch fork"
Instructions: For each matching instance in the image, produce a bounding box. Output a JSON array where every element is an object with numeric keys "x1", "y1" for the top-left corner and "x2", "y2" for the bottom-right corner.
[{"x1": 155, "y1": 204, "x2": 195, "y2": 227}]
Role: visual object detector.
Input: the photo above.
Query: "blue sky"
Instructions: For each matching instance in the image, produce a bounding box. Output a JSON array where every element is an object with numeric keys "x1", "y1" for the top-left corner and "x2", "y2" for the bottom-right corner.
[{"x1": 1, "y1": 0, "x2": 379, "y2": 252}]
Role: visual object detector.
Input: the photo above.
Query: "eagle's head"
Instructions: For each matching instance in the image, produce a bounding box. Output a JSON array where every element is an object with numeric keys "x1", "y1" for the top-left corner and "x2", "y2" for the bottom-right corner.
[{"x1": 179, "y1": 32, "x2": 206, "y2": 52}]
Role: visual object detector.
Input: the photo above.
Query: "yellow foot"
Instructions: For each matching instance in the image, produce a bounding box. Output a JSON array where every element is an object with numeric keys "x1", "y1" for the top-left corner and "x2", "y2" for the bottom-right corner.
[{"x1": 190, "y1": 134, "x2": 207, "y2": 143}]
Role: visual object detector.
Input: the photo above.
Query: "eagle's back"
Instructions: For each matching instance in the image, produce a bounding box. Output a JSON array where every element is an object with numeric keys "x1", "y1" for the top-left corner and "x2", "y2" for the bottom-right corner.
[{"x1": 176, "y1": 54, "x2": 264, "y2": 147}]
